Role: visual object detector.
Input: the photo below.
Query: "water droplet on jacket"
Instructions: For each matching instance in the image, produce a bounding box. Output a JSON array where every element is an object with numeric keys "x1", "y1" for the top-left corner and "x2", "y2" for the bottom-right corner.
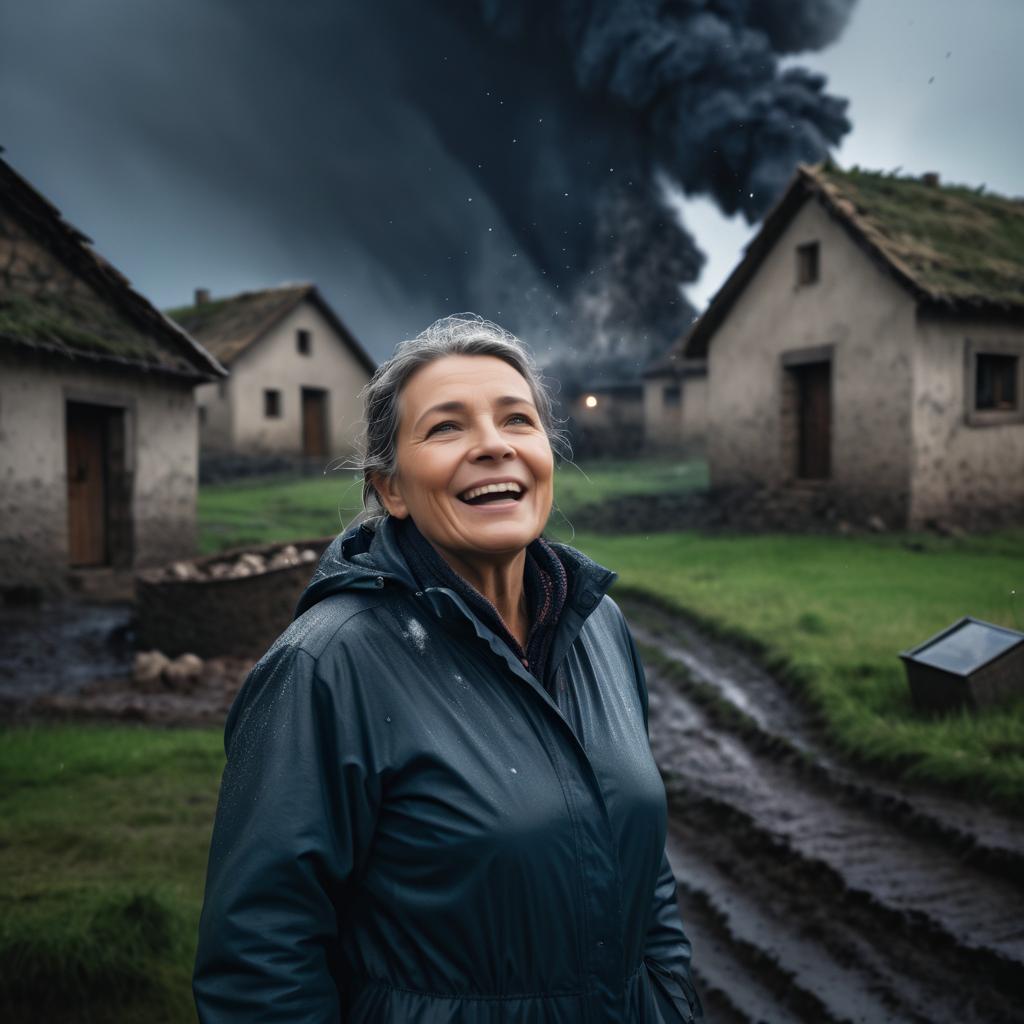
[
  {"x1": 385, "y1": 715, "x2": 391, "y2": 723},
  {"x1": 509, "y1": 767, "x2": 518, "y2": 774}
]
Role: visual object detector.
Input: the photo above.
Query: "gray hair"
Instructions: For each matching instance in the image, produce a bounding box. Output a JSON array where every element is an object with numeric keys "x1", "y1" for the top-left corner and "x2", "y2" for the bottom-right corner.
[{"x1": 356, "y1": 313, "x2": 569, "y2": 521}]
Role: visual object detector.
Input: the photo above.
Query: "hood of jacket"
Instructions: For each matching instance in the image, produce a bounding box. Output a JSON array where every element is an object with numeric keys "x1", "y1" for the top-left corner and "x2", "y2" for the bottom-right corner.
[{"x1": 295, "y1": 515, "x2": 617, "y2": 625}]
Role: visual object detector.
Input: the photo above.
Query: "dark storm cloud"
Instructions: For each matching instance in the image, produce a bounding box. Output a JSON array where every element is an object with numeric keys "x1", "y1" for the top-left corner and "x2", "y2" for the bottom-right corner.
[{"x1": 0, "y1": 0, "x2": 855, "y2": 356}]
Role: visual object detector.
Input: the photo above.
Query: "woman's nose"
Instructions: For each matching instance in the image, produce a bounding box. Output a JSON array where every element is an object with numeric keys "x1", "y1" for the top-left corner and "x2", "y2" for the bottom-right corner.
[{"x1": 469, "y1": 421, "x2": 515, "y2": 460}]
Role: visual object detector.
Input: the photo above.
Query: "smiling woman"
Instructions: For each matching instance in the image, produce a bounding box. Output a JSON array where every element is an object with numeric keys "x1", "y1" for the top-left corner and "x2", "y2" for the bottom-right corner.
[{"x1": 193, "y1": 315, "x2": 704, "y2": 1023}]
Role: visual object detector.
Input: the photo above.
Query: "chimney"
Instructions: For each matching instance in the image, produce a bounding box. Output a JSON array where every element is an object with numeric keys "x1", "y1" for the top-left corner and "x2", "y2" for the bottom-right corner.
[
  {"x1": 921, "y1": 172, "x2": 940, "y2": 188},
  {"x1": 194, "y1": 288, "x2": 211, "y2": 305}
]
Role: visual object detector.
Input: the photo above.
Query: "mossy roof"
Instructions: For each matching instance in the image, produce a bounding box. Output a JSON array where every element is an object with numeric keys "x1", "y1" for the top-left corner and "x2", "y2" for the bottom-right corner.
[
  {"x1": 167, "y1": 284, "x2": 375, "y2": 372},
  {"x1": 811, "y1": 163, "x2": 1024, "y2": 309},
  {"x1": 0, "y1": 153, "x2": 224, "y2": 380},
  {"x1": 681, "y1": 162, "x2": 1024, "y2": 360}
]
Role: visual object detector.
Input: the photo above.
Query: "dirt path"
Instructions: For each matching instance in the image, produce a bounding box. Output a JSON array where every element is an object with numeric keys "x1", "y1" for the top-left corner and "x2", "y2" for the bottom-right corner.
[{"x1": 619, "y1": 593, "x2": 1024, "y2": 1024}]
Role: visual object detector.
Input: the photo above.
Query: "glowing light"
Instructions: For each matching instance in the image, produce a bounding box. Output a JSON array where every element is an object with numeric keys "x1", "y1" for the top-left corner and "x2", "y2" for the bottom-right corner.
[{"x1": 584, "y1": 395, "x2": 598, "y2": 409}]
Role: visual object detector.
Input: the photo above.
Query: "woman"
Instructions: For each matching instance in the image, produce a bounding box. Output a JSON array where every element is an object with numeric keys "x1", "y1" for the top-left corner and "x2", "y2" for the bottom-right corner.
[{"x1": 193, "y1": 315, "x2": 703, "y2": 1023}]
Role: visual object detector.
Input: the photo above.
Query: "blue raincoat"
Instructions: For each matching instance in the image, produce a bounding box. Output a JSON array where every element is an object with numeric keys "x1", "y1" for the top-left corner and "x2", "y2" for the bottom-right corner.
[{"x1": 194, "y1": 518, "x2": 702, "y2": 1022}]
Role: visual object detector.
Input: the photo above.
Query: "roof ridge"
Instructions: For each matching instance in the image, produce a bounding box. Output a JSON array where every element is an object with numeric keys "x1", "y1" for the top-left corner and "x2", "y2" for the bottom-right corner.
[{"x1": 0, "y1": 153, "x2": 225, "y2": 380}]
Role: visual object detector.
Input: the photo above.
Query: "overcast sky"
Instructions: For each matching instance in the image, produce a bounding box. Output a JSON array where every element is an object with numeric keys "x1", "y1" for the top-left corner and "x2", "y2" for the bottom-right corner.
[{"x1": 1, "y1": 0, "x2": 1021, "y2": 359}]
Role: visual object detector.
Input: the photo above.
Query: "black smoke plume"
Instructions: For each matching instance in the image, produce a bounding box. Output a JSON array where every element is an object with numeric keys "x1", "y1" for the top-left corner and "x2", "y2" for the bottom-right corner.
[
  {"x1": 0, "y1": 1, "x2": 856, "y2": 361},
  {"x1": 388, "y1": 0, "x2": 855, "y2": 365}
]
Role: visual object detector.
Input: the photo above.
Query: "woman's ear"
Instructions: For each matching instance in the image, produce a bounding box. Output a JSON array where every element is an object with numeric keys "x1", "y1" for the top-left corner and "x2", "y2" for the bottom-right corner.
[{"x1": 371, "y1": 471, "x2": 409, "y2": 519}]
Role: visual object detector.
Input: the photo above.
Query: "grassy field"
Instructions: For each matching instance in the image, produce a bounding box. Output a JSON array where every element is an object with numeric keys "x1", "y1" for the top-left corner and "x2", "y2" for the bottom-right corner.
[
  {"x1": 580, "y1": 528, "x2": 1024, "y2": 807},
  {"x1": 196, "y1": 458, "x2": 708, "y2": 553},
  {"x1": 0, "y1": 726, "x2": 223, "y2": 1023}
]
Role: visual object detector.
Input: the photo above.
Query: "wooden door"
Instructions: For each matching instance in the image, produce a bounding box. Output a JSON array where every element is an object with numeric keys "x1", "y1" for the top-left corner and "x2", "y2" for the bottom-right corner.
[
  {"x1": 301, "y1": 388, "x2": 328, "y2": 458},
  {"x1": 66, "y1": 403, "x2": 108, "y2": 565},
  {"x1": 796, "y1": 362, "x2": 831, "y2": 479}
]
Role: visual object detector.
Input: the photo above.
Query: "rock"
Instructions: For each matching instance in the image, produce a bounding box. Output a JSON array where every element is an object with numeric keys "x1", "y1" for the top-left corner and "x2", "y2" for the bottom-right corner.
[
  {"x1": 836, "y1": 519, "x2": 854, "y2": 536},
  {"x1": 208, "y1": 562, "x2": 231, "y2": 578},
  {"x1": 169, "y1": 561, "x2": 195, "y2": 580},
  {"x1": 163, "y1": 652, "x2": 204, "y2": 691},
  {"x1": 866, "y1": 514, "x2": 887, "y2": 533},
  {"x1": 133, "y1": 650, "x2": 170, "y2": 690},
  {"x1": 300, "y1": 549, "x2": 317, "y2": 563},
  {"x1": 238, "y1": 553, "x2": 267, "y2": 573}
]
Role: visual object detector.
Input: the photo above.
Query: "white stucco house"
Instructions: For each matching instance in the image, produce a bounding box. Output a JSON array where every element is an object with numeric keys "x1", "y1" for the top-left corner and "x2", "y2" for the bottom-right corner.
[
  {"x1": 0, "y1": 154, "x2": 225, "y2": 598},
  {"x1": 169, "y1": 284, "x2": 375, "y2": 461},
  {"x1": 678, "y1": 162, "x2": 1024, "y2": 528},
  {"x1": 641, "y1": 352, "x2": 707, "y2": 455}
]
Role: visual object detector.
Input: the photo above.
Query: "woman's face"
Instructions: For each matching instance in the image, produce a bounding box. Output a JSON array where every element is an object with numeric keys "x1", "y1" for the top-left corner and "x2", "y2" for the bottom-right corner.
[{"x1": 374, "y1": 354, "x2": 554, "y2": 564}]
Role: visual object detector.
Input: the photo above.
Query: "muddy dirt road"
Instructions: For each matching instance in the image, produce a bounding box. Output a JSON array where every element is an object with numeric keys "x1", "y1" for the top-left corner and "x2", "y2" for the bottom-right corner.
[{"x1": 620, "y1": 593, "x2": 1024, "y2": 1024}]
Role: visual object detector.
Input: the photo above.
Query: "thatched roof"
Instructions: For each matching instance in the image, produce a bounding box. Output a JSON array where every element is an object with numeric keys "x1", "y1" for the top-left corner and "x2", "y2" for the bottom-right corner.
[
  {"x1": 682, "y1": 163, "x2": 1024, "y2": 359},
  {"x1": 0, "y1": 152, "x2": 224, "y2": 381},
  {"x1": 167, "y1": 284, "x2": 375, "y2": 373}
]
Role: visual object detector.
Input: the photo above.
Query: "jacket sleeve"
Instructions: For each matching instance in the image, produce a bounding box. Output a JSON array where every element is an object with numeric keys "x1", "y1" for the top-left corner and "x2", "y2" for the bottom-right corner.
[
  {"x1": 193, "y1": 641, "x2": 379, "y2": 1023},
  {"x1": 624, "y1": 620, "x2": 704, "y2": 1022}
]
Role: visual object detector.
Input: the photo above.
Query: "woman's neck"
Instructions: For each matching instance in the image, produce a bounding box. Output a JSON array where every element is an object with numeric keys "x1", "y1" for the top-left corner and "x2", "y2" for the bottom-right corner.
[{"x1": 434, "y1": 546, "x2": 530, "y2": 648}]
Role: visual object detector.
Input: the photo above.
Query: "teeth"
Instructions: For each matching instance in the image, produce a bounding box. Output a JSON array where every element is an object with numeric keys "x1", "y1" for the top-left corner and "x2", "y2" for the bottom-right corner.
[{"x1": 461, "y1": 482, "x2": 523, "y2": 501}]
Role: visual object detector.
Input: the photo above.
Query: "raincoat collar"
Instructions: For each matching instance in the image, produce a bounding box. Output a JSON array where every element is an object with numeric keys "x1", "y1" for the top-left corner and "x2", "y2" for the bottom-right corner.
[{"x1": 295, "y1": 516, "x2": 616, "y2": 638}]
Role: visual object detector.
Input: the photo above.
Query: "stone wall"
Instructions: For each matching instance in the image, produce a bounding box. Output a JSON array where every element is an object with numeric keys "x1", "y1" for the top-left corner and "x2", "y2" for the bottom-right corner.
[
  {"x1": 707, "y1": 198, "x2": 915, "y2": 526},
  {"x1": 0, "y1": 350, "x2": 199, "y2": 597},
  {"x1": 909, "y1": 315, "x2": 1024, "y2": 528}
]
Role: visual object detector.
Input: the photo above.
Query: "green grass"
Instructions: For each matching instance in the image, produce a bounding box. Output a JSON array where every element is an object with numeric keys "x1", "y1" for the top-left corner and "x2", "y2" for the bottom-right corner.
[
  {"x1": 196, "y1": 458, "x2": 708, "y2": 553},
  {"x1": 579, "y1": 529, "x2": 1024, "y2": 807},
  {"x1": 197, "y1": 472, "x2": 365, "y2": 553},
  {"x1": 0, "y1": 726, "x2": 224, "y2": 1023}
]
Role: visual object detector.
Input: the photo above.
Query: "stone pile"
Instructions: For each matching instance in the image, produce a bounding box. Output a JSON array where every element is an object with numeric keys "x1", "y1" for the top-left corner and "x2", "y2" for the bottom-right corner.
[
  {"x1": 164, "y1": 543, "x2": 319, "y2": 582},
  {"x1": 133, "y1": 649, "x2": 205, "y2": 693},
  {"x1": 571, "y1": 487, "x2": 892, "y2": 535}
]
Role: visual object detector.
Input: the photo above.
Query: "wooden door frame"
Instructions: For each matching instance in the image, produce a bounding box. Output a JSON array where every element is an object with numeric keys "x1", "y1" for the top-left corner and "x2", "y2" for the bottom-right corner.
[
  {"x1": 780, "y1": 345, "x2": 834, "y2": 482},
  {"x1": 63, "y1": 391, "x2": 135, "y2": 569},
  {"x1": 300, "y1": 386, "x2": 330, "y2": 458}
]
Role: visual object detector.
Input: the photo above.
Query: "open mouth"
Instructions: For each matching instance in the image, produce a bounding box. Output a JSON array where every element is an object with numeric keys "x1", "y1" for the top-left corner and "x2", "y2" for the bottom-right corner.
[{"x1": 458, "y1": 482, "x2": 525, "y2": 506}]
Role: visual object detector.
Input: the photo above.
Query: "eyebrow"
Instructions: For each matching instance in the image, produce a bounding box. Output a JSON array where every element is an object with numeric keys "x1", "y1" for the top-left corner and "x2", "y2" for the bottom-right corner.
[{"x1": 413, "y1": 395, "x2": 536, "y2": 430}]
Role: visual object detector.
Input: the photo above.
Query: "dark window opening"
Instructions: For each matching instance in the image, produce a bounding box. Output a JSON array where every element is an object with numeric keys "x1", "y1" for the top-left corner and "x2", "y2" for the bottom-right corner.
[
  {"x1": 975, "y1": 353, "x2": 1018, "y2": 411},
  {"x1": 796, "y1": 242, "x2": 820, "y2": 286},
  {"x1": 297, "y1": 329, "x2": 312, "y2": 355},
  {"x1": 217, "y1": 380, "x2": 227, "y2": 399},
  {"x1": 198, "y1": 406, "x2": 207, "y2": 427},
  {"x1": 264, "y1": 389, "x2": 282, "y2": 418},
  {"x1": 663, "y1": 385, "x2": 681, "y2": 407}
]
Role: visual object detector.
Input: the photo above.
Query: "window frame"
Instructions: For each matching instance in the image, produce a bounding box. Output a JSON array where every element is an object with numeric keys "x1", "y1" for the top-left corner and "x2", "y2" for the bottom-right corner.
[
  {"x1": 296, "y1": 329, "x2": 312, "y2": 356},
  {"x1": 795, "y1": 241, "x2": 820, "y2": 287},
  {"x1": 964, "y1": 337, "x2": 1024, "y2": 427},
  {"x1": 264, "y1": 388, "x2": 282, "y2": 419}
]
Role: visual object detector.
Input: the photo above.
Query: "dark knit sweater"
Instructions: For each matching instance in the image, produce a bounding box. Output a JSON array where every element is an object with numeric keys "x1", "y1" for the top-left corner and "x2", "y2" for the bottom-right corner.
[{"x1": 395, "y1": 517, "x2": 568, "y2": 689}]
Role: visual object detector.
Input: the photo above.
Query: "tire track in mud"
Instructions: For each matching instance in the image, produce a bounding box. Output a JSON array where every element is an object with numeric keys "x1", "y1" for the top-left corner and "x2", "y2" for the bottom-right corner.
[{"x1": 619, "y1": 594, "x2": 1024, "y2": 1024}]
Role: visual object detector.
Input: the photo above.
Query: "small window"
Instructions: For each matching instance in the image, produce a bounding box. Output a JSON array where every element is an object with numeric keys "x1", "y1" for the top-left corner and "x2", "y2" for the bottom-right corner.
[
  {"x1": 198, "y1": 406, "x2": 207, "y2": 426},
  {"x1": 297, "y1": 329, "x2": 312, "y2": 355},
  {"x1": 975, "y1": 353, "x2": 1018, "y2": 411},
  {"x1": 663, "y1": 385, "x2": 681, "y2": 407},
  {"x1": 796, "y1": 242, "x2": 820, "y2": 286},
  {"x1": 217, "y1": 380, "x2": 227, "y2": 399},
  {"x1": 264, "y1": 389, "x2": 282, "y2": 418}
]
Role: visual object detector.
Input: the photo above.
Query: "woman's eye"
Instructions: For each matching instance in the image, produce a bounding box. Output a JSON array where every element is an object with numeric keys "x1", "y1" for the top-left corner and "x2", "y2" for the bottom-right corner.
[
  {"x1": 506, "y1": 413, "x2": 533, "y2": 426},
  {"x1": 426, "y1": 421, "x2": 458, "y2": 436}
]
